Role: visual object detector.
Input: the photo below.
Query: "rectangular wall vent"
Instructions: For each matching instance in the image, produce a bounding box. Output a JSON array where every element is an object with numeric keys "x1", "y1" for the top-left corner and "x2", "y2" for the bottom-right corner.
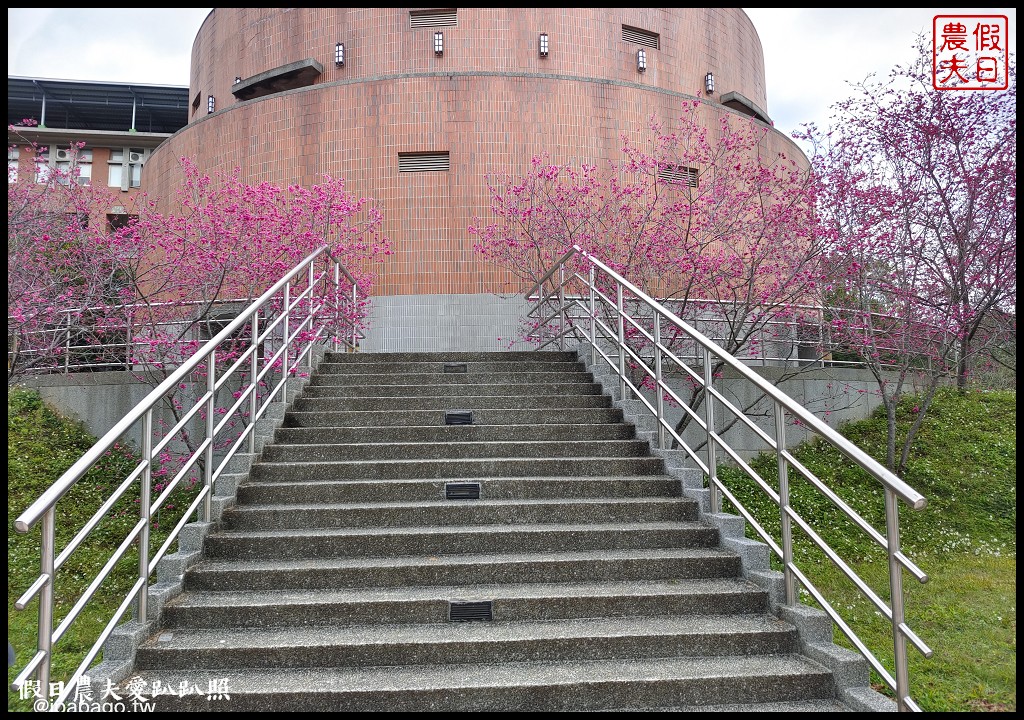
[
  {"x1": 658, "y1": 165, "x2": 698, "y2": 188},
  {"x1": 622, "y1": 25, "x2": 660, "y2": 49},
  {"x1": 410, "y1": 9, "x2": 458, "y2": 28},
  {"x1": 448, "y1": 600, "x2": 493, "y2": 622},
  {"x1": 444, "y1": 410, "x2": 474, "y2": 425},
  {"x1": 399, "y1": 152, "x2": 450, "y2": 173},
  {"x1": 443, "y1": 362, "x2": 468, "y2": 373},
  {"x1": 445, "y1": 482, "x2": 481, "y2": 500}
]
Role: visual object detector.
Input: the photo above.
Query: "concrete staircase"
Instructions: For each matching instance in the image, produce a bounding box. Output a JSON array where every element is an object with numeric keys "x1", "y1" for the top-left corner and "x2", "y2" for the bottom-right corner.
[{"x1": 126, "y1": 350, "x2": 854, "y2": 711}]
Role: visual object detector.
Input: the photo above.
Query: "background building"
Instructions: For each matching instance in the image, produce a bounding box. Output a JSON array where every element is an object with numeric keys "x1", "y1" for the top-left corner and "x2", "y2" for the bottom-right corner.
[
  {"x1": 7, "y1": 76, "x2": 189, "y2": 229},
  {"x1": 140, "y1": 7, "x2": 807, "y2": 351},
  {"x1": 8, "y1": 10, "x2": 806, "y2": 352}
]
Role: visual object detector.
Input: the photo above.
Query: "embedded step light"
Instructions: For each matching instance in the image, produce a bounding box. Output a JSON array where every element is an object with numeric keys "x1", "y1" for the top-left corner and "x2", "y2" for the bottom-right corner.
[
  {"x1": 445, "y1": 482, "x2": 482, "y2": 500},
  {"x1": 448, "y1": 600, "x2": 493, "y2": 622},
  {"x1": 444, "y1": 410, "x2": 474, "y2": 425}
]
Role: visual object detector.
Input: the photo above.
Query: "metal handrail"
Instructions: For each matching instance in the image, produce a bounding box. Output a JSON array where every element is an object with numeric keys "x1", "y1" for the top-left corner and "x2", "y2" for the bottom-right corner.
[
  {"x1": 525, "y1": 245, "x2": 931, "y2": 712},
  {"x1": 9, "y1": 278, "x2": 367, "y2": 377},
  {"x1": 11, "y1": 245, "x2": 367, "y2": 711},
  {"x1": 524, "y1": 291, "x2": 955, "y2": 372}
]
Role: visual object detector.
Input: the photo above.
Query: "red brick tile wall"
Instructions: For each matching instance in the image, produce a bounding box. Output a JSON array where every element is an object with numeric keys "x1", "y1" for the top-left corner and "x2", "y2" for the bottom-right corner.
[{"x1": 146, "y1": 8, "x2": 805, "y2": 297}]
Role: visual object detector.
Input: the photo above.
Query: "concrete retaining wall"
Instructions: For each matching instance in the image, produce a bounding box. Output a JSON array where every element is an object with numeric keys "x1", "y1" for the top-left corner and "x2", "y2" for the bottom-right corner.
[{"x1": 17, "y1": 343, "x2": 914, "y2": 460}]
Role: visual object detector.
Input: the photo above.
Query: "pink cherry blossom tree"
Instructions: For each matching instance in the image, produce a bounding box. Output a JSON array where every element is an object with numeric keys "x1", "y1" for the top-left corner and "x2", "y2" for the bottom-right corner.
[
  {"x1": 471, "y1": 101, "x2": 828, "y2": 444},
  {"x1": 8, "y1": 129, "x2": 129, "y2": 381},
  {"x1": 105, "y1": 157, "x2": 389, "y2": 473},
  {"x1": 114, "y1": 157, "x2": 387, "y2": 373},
  {"x1": 798, "y1": 38, "x2": 1016, "y2": 474},
  {"x1": 9, "y1": 140, "x2": 389, "y2": 482}
]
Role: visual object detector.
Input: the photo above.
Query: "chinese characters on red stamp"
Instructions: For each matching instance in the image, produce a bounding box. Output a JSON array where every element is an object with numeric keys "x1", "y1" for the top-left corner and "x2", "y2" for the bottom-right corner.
[{"x1": 933, "y1": 15, "x2": 1009, "y2": 90}]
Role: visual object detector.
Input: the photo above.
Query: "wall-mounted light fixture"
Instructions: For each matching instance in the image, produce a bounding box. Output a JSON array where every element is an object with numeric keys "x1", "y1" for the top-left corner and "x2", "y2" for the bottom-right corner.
[
  {"x1": 434, "y1": 31, "x2": 444, "y2": 56},
  {"x1": 335, "y1": 42, "x2": 345, "y2": 67},
  {"x1": 637, "y1": 49, "x2": 647, "y2": 73},
  {"x1": 207, "y1": 95, "x2": 215, "y2": 113},
  {"x1": 234, "y1": 76, "x2": 241, "y2": 85},
  {"x1": 539, "y1": 32, "x2": 549, "y2": 57},
  {"x1": 705, "y1": 72, "x2": 715, "y2": 94}
]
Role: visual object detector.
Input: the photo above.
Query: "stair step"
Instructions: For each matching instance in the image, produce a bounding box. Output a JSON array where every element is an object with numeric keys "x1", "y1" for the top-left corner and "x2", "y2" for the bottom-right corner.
[
  {"x1": 161, "y1": 579, "x2": 770, "y2": 628},
  {"x1": 236, "y1": 475, "x2": 682, "y2": 503},
  {"x1": 323, "y1": 351, "x2": 581, "y2": 363},
  {"x1": 260, "y1": 439, "x2": 651, "y2": 462},
  {"x1": 183, "y1": 548, "x2": 742, "y2": 590},
  {"x1": 292, "y1": 395, "x2": 612, "y2": 411},
  {"x1": 203, "y1": 520, "x2": 717, "y2": 559},
  {"x1": 119, "y1": 655, "x2": 835, "y2": 711},
  {"x1": 222, "y1": 496, "x2": 697, "y2": 530},
  {"x1": 248, "y1": 456, "x2": 665, "y2": 481},
  {"x1": 314, "y1": 360, "x2": 586, "y2": 374},
  {"x1": 135, "y1": 615, "x2": 798, "y2": 671},
  {"x1": 309, "y1": 371, "x2": 597, "y2": 386},
  {"x1": 283, "y1": 408, "x2": 626, "y2": 427},
  {"x1": 302, "y1": 382, "x2": 606, "y2": 398},
  {"x1": 272, "y1": 423, "x2": 638, "y2": 444}
]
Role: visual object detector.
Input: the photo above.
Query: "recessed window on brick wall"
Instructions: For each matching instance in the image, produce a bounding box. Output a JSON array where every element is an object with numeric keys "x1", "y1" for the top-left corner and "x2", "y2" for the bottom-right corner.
[
  {"x1": 55, "y1": 148, "x2": 92, "y2": 187},
  {"x1": 658, "y1": 165, "x2": 698, "y2": 188},
  {"x1": 622, "y1": 25, "x2": 659, "y2": 49},
  {"x1": 410, "y1": 9, "x2": 458, "y2": 28},
  {"x1": 7, "y1": 147, "x2": 18, "y2": 183},
  {"x1": 399, "y1": 152, "x2": 450, "y2": 172},
  {"x1": 107, "y1": 148, "x2": 147, "y2": 190},
  {"x1": 66, "y1": 212, "x2": 89, "y2": 229},
  {"x1": 106, "y1": 213, "x2": 138, "y2": 233}
]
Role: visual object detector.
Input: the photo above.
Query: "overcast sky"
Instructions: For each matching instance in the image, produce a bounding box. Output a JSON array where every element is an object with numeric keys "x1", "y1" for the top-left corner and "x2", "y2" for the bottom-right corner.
[
  {"x1": 7, "y1": 8, "x2": 1016, "y2": 145},
  {"x1": 744, "y1": 7, "x2": 1016, "y2": 137}
]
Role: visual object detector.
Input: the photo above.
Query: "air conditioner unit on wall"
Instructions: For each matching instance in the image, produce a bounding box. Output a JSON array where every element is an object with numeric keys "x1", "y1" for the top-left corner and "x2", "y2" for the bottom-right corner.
[
  {"x1": 56, "y1": 149, "x2": 71, "y2": 160},
  {"x1": 129, "y1": 152, "x2": 143, "y2": 163}
]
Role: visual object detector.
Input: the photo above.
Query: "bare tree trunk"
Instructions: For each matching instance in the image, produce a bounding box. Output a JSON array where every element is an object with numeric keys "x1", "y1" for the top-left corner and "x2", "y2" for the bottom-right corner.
[
  {"x1": 896, "y1": 381, "x2": 940, "y2": 477},
  {"x1": 885, "y1": 398, "x2": 898, "y2": 475},
  {"x1": 957, "y1": 335, "x2": 970, "y2": 393}
]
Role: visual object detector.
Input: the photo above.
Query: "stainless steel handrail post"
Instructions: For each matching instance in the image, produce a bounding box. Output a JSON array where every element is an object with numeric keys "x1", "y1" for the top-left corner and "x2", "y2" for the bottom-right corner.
[
  {"x1": 775, "y1": 402, "x2": 797, "y2": 605},
  {"x1": 248, "y1": 312, "x2": 259, "y2": 454},
  {"x1": 351, "y1": 281, "x2": 358, "y2": 351},
  {"x1": 558, "y1": 265, "x2": 566, "y2": 352},
  {"x1": 137, "y1": 410, "x2": 152, "y2": 622},
  {"x1": 125, "y1": 307, "x2": 134, "y2": 371},
  {"x1": 37, "y1": 507, "x2": 56, "y2": 709},
  {"x1": 703, "y1": 347, "x2": 719, "y2": 513},
  {"x1": 617, "y1": 282, "x2": 627, "y2": 400},
  {"x1": 65, "y1": 310, "x2": 72, "y2": 373},
  {"x1": 589, "y1": 266, "x2": 597, "y2": 367},
  {"x1": 203, "y1": 353, "x2": 215, "y2": 522},
  {"x1": 886, "y1": 488, "x2": 911, "y2": 712},
  {"x1": 332, "y1": 262, "x2": 340, "y2": 353},
  {"x1": 654, "y1": 312, "x2": 665, "y2": 450},
  {"x1": 305, "y1": 262, "x2": 315, "y2": 371},
  {"x1": 282, "y1": 283, "x2": 290, "y2": 383}
]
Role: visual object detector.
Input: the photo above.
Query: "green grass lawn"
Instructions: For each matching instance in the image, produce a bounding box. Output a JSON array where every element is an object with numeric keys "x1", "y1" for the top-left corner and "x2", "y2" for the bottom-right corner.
[
  {"x1": 719, "y1": 386, "x2": 1016, "y2": 712},
  {"x1": 7, "y1": 387, "x2": 197, "y2": 712},
  {"x1": 7, "y1": 385, "x2": 1016, "y2": 712}
]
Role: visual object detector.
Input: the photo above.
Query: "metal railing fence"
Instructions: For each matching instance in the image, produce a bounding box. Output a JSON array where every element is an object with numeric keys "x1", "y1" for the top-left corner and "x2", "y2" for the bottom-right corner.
[
  {"x1": 526, "y1": 246, "x2": 932, "y2": 712},
  {"x1": 11, "y1": 246, "x2": 365, "y2": 711}
]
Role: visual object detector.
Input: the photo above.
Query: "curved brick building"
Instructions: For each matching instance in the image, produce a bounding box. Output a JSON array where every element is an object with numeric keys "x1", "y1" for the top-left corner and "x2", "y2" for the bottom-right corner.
[{"x1": 145, "y1": 7, "x2": 806, "y2": 350}]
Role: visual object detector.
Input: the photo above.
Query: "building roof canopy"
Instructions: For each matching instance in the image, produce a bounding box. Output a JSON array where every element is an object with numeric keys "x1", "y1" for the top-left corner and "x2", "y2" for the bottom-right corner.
[
  {"x1": 8, "y1": 76, "x2": 189, "y2": 135},
  {"x1": 231, "y1": 59, "x2": 324, "y2": 102}
]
